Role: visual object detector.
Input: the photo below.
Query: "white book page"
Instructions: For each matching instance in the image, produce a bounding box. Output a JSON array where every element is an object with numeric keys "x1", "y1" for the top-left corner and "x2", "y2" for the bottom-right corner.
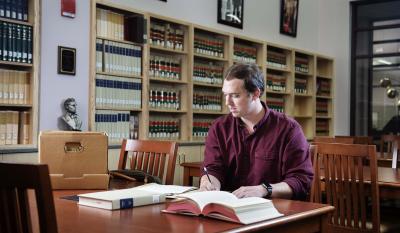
[
  {"x1": 177, "y1": 191, "x2": 237, "y2": 210},
  {"x1": 211, "y1": 197, "x2": 272, "y2": 213},
  {"x1": 133, "y1": 183, "x2": 197, "y2": 195},
  {"x1": 234, "y1": 205, "x2": 283, "y2": 224}
]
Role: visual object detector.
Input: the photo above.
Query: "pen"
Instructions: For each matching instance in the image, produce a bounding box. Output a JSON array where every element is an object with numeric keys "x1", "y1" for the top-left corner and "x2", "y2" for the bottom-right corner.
[{"x1": 203, "y1": 166, "x2": 212, "y2": 184}]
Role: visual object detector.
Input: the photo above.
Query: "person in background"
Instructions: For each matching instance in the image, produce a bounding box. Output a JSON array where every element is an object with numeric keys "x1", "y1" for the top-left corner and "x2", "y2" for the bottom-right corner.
[
  {"x1": 200, "y1": 63, "x2": 313, "y2": 200},
  {"x1": 61, "y1": 98, "x2": 82, "y2": 131}
]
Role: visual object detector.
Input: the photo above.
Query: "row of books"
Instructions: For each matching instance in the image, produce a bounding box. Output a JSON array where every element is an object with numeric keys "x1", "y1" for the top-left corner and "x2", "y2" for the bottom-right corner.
[
  {"x1": 95, "y1": 75, "x2": 142, "y2": 109},
  {"x1": 96, "y1": 39, "x2": 142, "y2": 76},
  {"x1": 193, "y1": 92, "x2": 222, "y2": 111},
  {"x1": 266, "y1": 74, "x2": 286, "y2": 91},
  {"x1": 94, "y1": 110, "x2": 139, "y2": 144},
  {"x1": 295, "y1": 56, "x2": 309, "y2": 73},
  {"x1": 148, "y1": 118, "x2": 180, "y2": 139},
  {"x1": 233, "y1": 43, "x2": 257, "y2": 64},
  {"x1": 149, "y1": 54, "x2": 181, "y2": 80},
  {"x1": 0, "y1": 110, "x2": 29, "y2": 145},
  {"x1": 0, "y1": 0, "x2": 28, "y2": 22},
  {"x1": 149, "y1": 89, "x2": 180, "y2": 110},
  {"x1": 149, "y1": 22, "x2": 184, "y2": 51},
  {"x1": 192, "y1": 119, "x2": 213, "y2": 137},
  {"x1": 267, "y1": 51, "x2": 287, "y2": 69},
  {"x1": 96, "y1": 8, "x2": 124, "y2": 40},
  {"x1": 316, "y1": 100, "x2": 329, "y2": 116},
  {"x1": 0, "y1": 21, "x2": 33, "y2": 64},
  {"x1": 266, "y1": 97, "x2": 285, "y2": 113},
  {"x1": 316, "y1": 119, "x2": 329, "y2": 134},
  {"x1": 193, "y1": 61, "x2": 223, "y2": 85},
  {"x1": 316, "y1": 79, "x2": 331, "y2": 96},
  {"x1": 294, "y1": 77, "x2": 307, "y2": 94},
  {"x1": 194, "y1": 34, "x2": 224, "y2": 58},
  {"x1": 0, "y1": 69, "x2": 30, "y2": 104}
]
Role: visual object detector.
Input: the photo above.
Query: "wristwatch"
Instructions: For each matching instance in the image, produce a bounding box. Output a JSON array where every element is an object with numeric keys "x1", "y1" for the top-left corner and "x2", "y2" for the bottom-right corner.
[{"x1": 261, "y1": 182, "x2": 272, "y2": 198}]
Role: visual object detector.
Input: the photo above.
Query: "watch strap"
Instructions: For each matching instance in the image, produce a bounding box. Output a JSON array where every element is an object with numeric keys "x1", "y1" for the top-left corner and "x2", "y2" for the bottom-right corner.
[{"x1": 261, "y1": 182, "x2": 272, "y2": 198}]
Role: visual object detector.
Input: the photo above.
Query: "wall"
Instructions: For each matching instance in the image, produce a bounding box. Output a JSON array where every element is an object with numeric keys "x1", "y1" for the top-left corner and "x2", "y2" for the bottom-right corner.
[{"x1": 38, "y1": 0, "x2": 351, "y2": 136}]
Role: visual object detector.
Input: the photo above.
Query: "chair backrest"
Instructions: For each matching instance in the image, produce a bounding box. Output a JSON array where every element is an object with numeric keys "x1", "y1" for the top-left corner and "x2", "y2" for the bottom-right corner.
[
  {"x1": 380, "y1": 134, "x2": 400, "y2": 168},
  {"x1": 311, "y1": 143, "x2": 379, "y2": 233},
  {"x1": 314, "y1": 136, "x2": 354, "y2": 144},
  {"x1": 0, "y1": 163, "x2": 57, "y2": 233},
  {"x1": 117, "y1": 139, "x2": 178, "y2": 185},
  {"x1": 335, "y1": 135, "x2": 373, "y2": 145}
]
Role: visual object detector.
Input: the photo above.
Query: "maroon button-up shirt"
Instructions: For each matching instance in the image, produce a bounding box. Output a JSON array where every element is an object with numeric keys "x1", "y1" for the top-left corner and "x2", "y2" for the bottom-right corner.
[{"x1": 202, "y1": 102, "x2": 313, "y2": 200}]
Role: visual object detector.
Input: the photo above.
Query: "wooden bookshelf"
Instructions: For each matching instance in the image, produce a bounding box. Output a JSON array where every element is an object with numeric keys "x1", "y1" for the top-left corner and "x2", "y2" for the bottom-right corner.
[
  {"x1": 0, "y1": 0, "x2": 40, "y2": 149},
  {"x1": 266, "y1": 43, "x2": 293, "y2": 116},
  {"x1": 315, "y1": 55, "x2": 334, "y2": 136},
  {"x1": 88, "y1": 0, "x2": 335, "y2": 145}
]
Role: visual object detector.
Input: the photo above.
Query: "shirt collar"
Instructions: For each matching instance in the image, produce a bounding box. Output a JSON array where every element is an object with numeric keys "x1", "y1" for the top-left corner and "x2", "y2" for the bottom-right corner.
[{"x1": 237, "y1": 101, "x2": 270, "y2": 131}]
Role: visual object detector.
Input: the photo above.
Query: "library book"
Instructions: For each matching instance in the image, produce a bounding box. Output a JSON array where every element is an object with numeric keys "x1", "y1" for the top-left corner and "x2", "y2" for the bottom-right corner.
[
  {"x1": 78, "y1": 188, "x2": 167, "y2": 210},
  {"x1": 77, "y1": 183, "x2": 198, "y2": 210},
  {"x1": 162, "y1": 191, "x2": 283, "y2": 225}
]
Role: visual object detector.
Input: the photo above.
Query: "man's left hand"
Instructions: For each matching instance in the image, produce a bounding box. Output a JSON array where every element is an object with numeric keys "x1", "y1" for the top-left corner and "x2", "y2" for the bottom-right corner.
[{"x1": 232, "y1": 185, "x2": 267, "y2": 198}]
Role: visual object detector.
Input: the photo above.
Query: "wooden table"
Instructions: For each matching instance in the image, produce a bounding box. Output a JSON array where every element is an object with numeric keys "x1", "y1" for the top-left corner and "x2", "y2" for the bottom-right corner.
[
  {"x1": 31, "y1": 190, "x2": 334, "y2": 233},
  {"x1": 363, "y1": 166, "x2": 400, "y2": 199},
  {"x1": 181, "y1": 162, "x2": 202, "y2": 186}
]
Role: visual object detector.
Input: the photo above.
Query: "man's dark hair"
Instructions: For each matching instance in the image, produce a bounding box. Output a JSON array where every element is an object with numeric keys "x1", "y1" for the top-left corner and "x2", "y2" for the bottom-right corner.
[
  {"x1": 64, "y1": 98, "x2": 76, "y2": 109},
  {"x1": 224, "y1": 63, "x2": 265, "y2": 96}
]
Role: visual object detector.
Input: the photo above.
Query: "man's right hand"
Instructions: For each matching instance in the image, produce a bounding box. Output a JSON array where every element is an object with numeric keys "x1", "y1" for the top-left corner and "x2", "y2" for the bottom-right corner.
[{"x1": 199, "y1": 174, "x2": 221, "y2": 191}]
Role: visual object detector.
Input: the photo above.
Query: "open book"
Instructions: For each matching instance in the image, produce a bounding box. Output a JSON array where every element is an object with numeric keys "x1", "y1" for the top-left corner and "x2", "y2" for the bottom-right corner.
[{"x1": 163, "y1": 191, "x2": 283, "y2": 225}]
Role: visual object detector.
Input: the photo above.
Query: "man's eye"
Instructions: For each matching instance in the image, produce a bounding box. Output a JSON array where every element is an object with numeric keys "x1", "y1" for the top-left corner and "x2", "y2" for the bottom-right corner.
[{"x1": 232, "y1": 94, "x2": 240, "y2": 98}]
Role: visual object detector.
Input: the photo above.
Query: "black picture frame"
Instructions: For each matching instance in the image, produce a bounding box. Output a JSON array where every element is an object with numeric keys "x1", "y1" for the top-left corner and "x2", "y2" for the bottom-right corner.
[
  {"x1": 280, "y1": 0, "x2": 299, "y2": 37},
  {"x1": 58, "y1": 46, "x2": 76, "y2": 75},
  {"x1": 217, "y1": 0, "x2": 243, "y2": 29}
]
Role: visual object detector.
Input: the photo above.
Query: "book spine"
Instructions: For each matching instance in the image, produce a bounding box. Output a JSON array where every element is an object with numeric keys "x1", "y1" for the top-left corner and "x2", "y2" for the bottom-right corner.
[{"x1": 118, "y1": 198, "x2": 133, "y2": 209}]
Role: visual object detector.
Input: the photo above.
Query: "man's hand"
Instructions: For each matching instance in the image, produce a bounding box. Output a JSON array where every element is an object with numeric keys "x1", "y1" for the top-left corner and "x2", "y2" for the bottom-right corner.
[
  {"x1": 232, "y1": 185, "x2": 267, "y2": 198},
  {"x1": 199, "y1": 174, "x2": 221, "y2": 191}
]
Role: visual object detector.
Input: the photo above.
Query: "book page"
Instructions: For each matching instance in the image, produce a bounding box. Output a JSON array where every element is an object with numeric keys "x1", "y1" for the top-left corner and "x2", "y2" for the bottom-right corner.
[
  {"x1": 78, "y1": 188, "x2": 159, "y2": 201},
  {"x1": 177, "y1": 191, "x2": 237, "y2": 210},
  {"x1": 211, "y1": 197, "x2": 272, "y2": 213},
  {"x1": 133, "y1": 183, "x2": 198, "y2": 195}
]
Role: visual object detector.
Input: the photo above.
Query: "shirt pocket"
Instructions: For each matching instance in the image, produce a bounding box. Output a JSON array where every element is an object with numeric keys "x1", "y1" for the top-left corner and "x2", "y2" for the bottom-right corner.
[{"x1": 254, "y1": 149, "x2": 279, "y2": 161}]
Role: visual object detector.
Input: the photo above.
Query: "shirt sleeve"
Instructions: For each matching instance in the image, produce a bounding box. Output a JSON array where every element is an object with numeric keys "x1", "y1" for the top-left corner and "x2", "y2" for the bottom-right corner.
[
  {"x1": 281, "y1": 123, "x2": 314, "y2": 200},
  {"x1": 202, "y1": 123, "x2": 226, "y2": 185}
]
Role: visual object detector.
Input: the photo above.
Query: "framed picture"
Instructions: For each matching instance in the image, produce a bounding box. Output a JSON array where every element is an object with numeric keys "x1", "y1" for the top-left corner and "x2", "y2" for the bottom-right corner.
[
  {"x1": 58, "y1": 46, "x2": 76, "y2": 75},
  {"x1": 280, "y1": 0, "x2": 299, "y2": 37},
  {"x1": 218, "y1": 0, "x2": 243, "y2": 29}
]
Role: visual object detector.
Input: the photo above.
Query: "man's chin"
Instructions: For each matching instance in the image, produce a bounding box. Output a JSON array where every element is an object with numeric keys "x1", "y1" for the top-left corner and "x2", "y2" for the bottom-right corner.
[{"x1": 231, "y1": 112, "x2": 240, "y2": 117}]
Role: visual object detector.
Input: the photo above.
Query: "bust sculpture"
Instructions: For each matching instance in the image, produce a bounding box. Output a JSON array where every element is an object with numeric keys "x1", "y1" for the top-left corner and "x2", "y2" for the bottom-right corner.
[{"x1": 61, "y1": 98, "x2": 82, "y2": 131}]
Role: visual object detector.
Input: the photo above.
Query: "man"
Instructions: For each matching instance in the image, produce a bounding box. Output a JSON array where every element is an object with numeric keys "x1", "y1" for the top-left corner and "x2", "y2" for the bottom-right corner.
[
  {"x1": 61, "y1": 98, "x2": 82, "y2": 131},
  {"x1": 200, "y1": 63, "x2": 313, "y2": 200}
]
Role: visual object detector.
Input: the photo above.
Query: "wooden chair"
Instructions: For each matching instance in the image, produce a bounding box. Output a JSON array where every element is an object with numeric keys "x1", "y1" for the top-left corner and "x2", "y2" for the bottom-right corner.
[
  {"x1": 335, "y1": 136, "x2": 373, "y2": 145},
  {"x1": 0, "y1": 162, "x2": 57, "y2": 233},
  {"x1": 314, "y1": 136, "x2": 354, "y2": 144},
  {"x1": 116, "y1": 139, "x2": 178, "y2": 185},
  {"x1": 311, "y1": 143, "x2": 380, "y2": 233},
  {"x1": 379, "y1": 135, "x2": 400, "y2": 168}
]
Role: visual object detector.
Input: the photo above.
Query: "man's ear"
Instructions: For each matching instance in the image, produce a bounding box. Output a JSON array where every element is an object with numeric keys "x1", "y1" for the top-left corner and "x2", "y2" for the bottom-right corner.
[{"x1": 252, "y1": 88, "x2": 261, "y2": 100}]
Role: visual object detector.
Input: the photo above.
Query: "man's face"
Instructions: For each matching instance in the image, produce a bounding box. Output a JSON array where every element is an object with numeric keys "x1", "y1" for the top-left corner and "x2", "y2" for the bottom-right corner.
[
  {"x1": 222, "y1": 78, "x2": 254, "y2": 118},
  {"x1": 66, "y1": 102, "x2": 77, "y2": 114}
]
